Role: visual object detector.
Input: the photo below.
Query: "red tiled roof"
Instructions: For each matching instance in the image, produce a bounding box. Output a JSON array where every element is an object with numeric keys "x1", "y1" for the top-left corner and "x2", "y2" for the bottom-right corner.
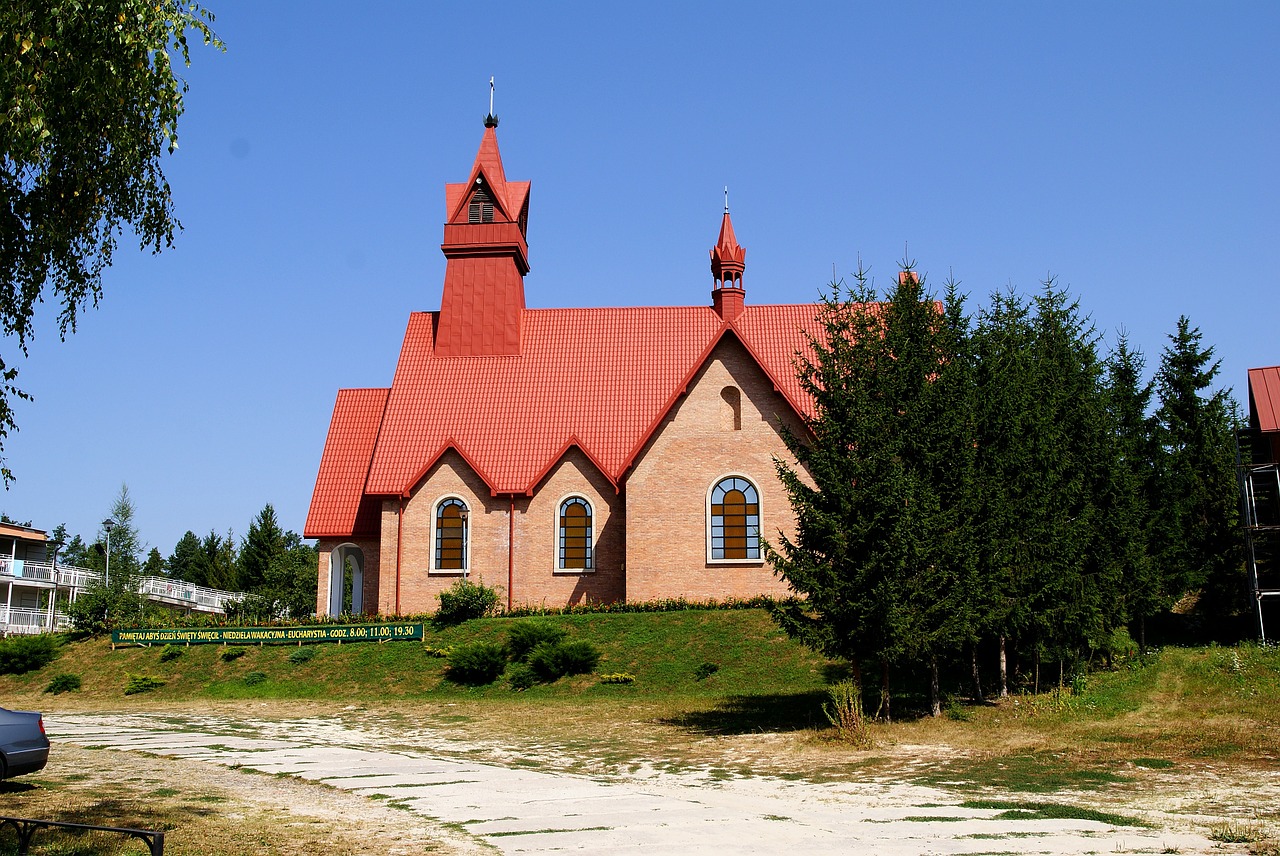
[
  {"x1": 1249, "y1": 366, "x2": 1280, "y2": 433},
  {"x1": 357, "y1": 303, "x2": 823, "y2": 501},
  {"x1": 304, "y1": 388, "x2": 389, "y2": 539}
]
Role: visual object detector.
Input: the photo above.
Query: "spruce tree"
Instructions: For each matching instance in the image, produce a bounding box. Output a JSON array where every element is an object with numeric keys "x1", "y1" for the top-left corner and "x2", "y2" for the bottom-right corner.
[
  {"x1": 1152, "y1": 317, "x2": 1244, "y2": 632},
  {"x1": 166, "y1": 531, "x2": 203, "y2": 582},
  {"x1": 767, "y1": 266, "x2": 978, "y2": 715},
  {"x1": 1102, "y1": 334, "x2": 1160, "y2": 650}
]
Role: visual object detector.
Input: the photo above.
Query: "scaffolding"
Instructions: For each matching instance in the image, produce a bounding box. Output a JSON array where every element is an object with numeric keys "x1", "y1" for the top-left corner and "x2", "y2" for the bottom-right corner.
[{"x1": 1237, "y1": 428, "x2": 1280, "y2": 643}]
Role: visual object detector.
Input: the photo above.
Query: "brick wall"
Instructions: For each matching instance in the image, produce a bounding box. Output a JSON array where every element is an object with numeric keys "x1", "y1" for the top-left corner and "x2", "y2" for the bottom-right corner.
[
  {"x1": 515, "y1": 448, "x2": 625, "y2": 608},
  {"x1": 625, "y1": 336, "x2": 807, "y2": 601}
]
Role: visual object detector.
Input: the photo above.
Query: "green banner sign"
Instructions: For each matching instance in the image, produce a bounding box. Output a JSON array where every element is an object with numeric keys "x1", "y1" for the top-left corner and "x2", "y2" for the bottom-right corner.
[{"x1": 111, "y1": 623, "x2": 424, "y2": 646}]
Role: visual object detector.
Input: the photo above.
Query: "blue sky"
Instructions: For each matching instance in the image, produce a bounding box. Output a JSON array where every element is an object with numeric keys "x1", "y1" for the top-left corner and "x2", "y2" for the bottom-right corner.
[{"x1": 6, "y1": 2, "x2": 1277, "y2": 561}]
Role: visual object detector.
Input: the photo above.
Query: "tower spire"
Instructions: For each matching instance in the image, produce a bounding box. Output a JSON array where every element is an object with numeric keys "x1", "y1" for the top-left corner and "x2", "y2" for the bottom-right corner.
[{"x1": 710, "y1": 194, "x2": 746, "y2": 321}]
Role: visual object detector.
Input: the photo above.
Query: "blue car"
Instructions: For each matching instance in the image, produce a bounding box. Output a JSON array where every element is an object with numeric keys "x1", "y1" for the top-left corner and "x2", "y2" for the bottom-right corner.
[{"x1": 0, "y1": 708, "x2": 49, "y2": 778}]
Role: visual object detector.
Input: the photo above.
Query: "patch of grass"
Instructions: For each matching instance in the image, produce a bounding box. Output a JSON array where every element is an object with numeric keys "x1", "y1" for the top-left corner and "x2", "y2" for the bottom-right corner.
[
  {"x1": 123, "y1": 674, "x2": 164, "y2": 695},
  {"x1": 1133, "y1": 757, "x2": 1174, "y2": 769},
  {"x1": 961, "y1": 799, "x2": 1151, "y2": 828},
  {"x1": 917, "y1": 752, "x2": 1130, "y2": 794}
]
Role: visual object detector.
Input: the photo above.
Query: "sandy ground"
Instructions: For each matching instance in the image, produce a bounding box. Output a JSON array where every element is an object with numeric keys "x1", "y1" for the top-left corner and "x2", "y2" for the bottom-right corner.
[{"x1": 43, "y1": 710, "x2": 1258, "y2": 855}]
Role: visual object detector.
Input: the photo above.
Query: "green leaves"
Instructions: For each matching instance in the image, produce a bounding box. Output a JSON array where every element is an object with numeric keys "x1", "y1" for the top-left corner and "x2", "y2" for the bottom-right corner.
[{"x1": 0, "y1": 0, "x2": 224, "y2": 482}]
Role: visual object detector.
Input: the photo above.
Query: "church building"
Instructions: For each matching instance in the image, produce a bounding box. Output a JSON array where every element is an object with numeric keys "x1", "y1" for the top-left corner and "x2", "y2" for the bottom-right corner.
[{"x1": 304, "y1": 116, "x2": 824, "y2": 616}]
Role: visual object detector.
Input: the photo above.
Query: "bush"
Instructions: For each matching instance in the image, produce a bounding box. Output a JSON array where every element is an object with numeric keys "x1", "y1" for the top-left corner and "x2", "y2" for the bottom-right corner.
[
  {"x1": 445, "y1": 641, "x2": 506, "y2": 685},
  {"x1": 158, "y1": 644, "x2": 183, "y2": 663},
  {"x1": 0, "y1": 634, "x2": 59, "y2": 675},
  {"x1": 505, "y1": 620, "x2": 566, "y2": 662},
  {"x1": 507, "y1": 663, "x2": 536, "y2": 691},
  {"x1": 694, "y1": 661, "x2": 719, "y2": 681},
  {"x1": 434, "y1": 578, "x2": 501, "y2": 626},
  {"x1": 243, "y1": 671, "x2": 268, "y2": 686},
  {"x1": 44, "y1": 673, "x2": 82, "y2": 694},
  {"x1": 287, "y1": 646, "x2": 317, "y2": 665},
  {"x1": 527, "y1": 639, "x2": 599, "y2": 681},
  {"x1": 220, "y1": 646, "x2": 247, "y2": 662},
  {"x1": 124, "y1": 675, "x2": 164, "y2": 695}
]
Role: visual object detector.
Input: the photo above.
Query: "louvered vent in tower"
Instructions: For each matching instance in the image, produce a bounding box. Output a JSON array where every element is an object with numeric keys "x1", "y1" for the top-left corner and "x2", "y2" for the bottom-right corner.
[{"x1": 468, "y1": 187, "x2": 495, "y2": 223}]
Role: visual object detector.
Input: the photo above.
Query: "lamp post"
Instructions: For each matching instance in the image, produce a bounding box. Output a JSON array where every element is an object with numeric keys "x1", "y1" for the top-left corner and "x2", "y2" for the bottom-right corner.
[
  {"x1": 47, "y1": 536, "x2": 64, "y2": 632},
  {"x1": 102, "y1": 518, "x2": 116, "y2": 588}
]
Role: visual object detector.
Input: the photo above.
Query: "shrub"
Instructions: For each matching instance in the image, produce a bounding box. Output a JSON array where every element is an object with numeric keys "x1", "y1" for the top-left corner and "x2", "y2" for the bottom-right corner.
[
  {"x1": 124, "y1": 675, "x2": 164, "y2": 695},
  {"x1": 527, "y1": 639, "x2": 599, "y2": 681},
  {"x1": 505, "y1": 620, "x2": 566, "y2": 662},
  {"x1": 220, "y1": 646, "x2": 247, "y2": 662},
  {"x1": 694, "y1": 662, "x2": 719, "y2": 681},
  {"x1": 243, "y1": 671, "x2": 268, "y2": 686},
  {"x1": 0, "y1": 634, "x2": 59, "y2": 675},
  {"x1": 44, "y1": 673, "x2": 82, "y2": 694},
  {"x1": 599, "y1": 673, "x2": 635, "y2": 684},
  {"x1": 824, "y1": 679, "x2": 870, "y2": 746},
  {"x1": 445, "y1": 641, "x2": 506, "y2": 685},
  {"x1": 507, "y1": 663, "x2": 537, "y2": 691},
  {"x1": 434, "y1": 578, "x2": 501, "y2": 626},
  {"x1": 287, "y1": 646, "x2": 317, "y2": 665},
  {"x1": 158, "y1": 644, "x2": 183, "y2": 663}
]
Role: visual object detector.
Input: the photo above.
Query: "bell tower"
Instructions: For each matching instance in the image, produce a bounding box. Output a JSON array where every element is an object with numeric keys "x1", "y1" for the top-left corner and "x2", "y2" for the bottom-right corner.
[
  {"x1": 435, "y1": 113, "x2": 531, "y2": 357},
  {"x1": 711, "y1": 189, "x2": 746, "y2": 322}
]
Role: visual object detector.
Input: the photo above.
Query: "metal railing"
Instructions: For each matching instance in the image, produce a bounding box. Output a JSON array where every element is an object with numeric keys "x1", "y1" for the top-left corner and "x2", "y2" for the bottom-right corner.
[
  {"x1": 0, "y1": 815, "x2": 164, "y2": 855},
  {"x1": 0, "y1": 607, "x2": 71, "y2": 634},
  {"x1": 0, "y1": 561, "x2": 243, "y2": 634}
]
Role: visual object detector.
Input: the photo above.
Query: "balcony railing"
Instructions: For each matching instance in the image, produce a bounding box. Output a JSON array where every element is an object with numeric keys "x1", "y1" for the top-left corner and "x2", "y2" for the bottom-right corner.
[{"x1": 0, "y1": 560, "x2": 243, "y2": 634}]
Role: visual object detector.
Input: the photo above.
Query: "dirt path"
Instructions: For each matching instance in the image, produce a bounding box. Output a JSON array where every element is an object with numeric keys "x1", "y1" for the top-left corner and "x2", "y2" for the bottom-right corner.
[{"x1": 45, "y1": 711, "x2": 1240, "y2": 855}]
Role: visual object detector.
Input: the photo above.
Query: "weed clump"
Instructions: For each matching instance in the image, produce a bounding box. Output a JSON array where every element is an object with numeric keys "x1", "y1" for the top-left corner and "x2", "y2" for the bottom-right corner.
[
  {"x1": 243, "y1": 671, "x2": 268, "y2": 686},
  {"x1": 44, "y1": 673, "x2": 82, "y2": 694},
  {"x1": 124, "y1": 675, "x2": 165, "y2": 695},
  {"x1": 220, "y1": 646, "x2": 247, "y2": 662},
  {"x1": 0, "y1": 633, "x2": 59, "y2": 674},
  {"x1": 694, "y1": 662, "x2": 719, "y2": 681},
  {"x1": 599, "y1": 673, "x2": 635, "y2": 684},
  {"x1": 159, "y1": 644, "x2": 183, "y2": 662},
  {"x1": 445, "y1": 641, "x2": 506, "y2": 685},
  {"x1": 824, "y1": 679, "x2": 870, "y2": 746},
  {"x1": 433, "y1": 579, "x2": 501, "y2": 626}
]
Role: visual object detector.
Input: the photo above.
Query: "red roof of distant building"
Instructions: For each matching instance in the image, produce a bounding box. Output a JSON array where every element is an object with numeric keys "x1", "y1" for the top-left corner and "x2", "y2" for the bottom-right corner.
[
  {"x1": 304, "y1": 388, "x2": 389, "y2": 539},
  {"x1": 1249, "y1": 365, "x2": 1280, "y2": 433}
]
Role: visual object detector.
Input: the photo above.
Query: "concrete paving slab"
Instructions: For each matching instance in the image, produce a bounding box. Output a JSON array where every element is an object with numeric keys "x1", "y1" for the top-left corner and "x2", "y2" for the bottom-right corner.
[{"x1": 43, "y1": 714, "x2": 1227, "y2": 855}]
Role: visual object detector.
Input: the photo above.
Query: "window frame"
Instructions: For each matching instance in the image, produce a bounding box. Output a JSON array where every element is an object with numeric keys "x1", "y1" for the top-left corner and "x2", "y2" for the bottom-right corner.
[
  {"x1": 554, "y1": 494, "x2": 595, "y2": 574},
  {"x1": 706, "y1": 474, "x2": 764, "y2": 564},
  {"x1": 431, "y1": 495, "x2": 471, "y2": 575}
]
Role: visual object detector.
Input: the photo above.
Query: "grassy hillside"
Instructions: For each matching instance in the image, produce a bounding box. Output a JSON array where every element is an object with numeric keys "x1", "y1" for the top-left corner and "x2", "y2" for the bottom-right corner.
[
  {"x1": 0, "y1": 609, "x2": 832, "y2": 705},
  {"x1": 2, "y1": 609, "x2": 1279, "y2": 777}
]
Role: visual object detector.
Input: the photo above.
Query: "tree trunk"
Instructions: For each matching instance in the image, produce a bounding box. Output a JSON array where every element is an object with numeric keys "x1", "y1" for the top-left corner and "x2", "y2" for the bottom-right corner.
[
  {"x1": 1139, "y1": 616, "x2": 1147, "y2": 656},
  {"x1": 1058, "y1": 657, "x2": 1064, "y2": 691},
  {"x1": 971, "y1": 646, "x2": 983, "y2": 702},
  {"x1": 998, "y1": 635, "x2": 1009, "y2": 698},
  {"x1": 930, "y1": 656, "x2": 941, "y2": 717},
  {"x1": 875, "y1": 660, "x2": 892, "y2": 722},
  {"x1": 1034, "y1": 657, "x2": 1040, "y2": 695}
]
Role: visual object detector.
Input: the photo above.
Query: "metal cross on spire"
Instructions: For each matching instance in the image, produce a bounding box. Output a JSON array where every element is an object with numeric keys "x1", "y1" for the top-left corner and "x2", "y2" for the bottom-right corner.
[{"x1": 484, "y1": 76, "x2": 499, "y2": 128}]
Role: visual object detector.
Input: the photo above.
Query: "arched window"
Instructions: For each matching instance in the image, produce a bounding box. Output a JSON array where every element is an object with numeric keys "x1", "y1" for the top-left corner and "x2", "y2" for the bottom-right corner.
[
  {"x1": 468, "y1": 187, "x2": 494, "y2": 223},
  {"x1": 435, "y1": 498, "x2": 469, "y2": 571},
  {"x1": 559, "y1": 497, "x2": 593, "y2": 570},
  {"x1": 710, "y1": 477, "x2": 760, "y2": 560}
]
